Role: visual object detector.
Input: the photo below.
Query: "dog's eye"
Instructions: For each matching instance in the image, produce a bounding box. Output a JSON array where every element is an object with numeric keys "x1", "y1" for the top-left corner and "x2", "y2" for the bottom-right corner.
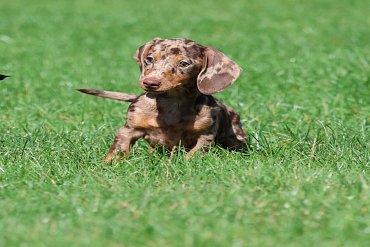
[
  {"x1": 144, "y1": 55, "x2": 154, "y2": 65},
  {"x1": 178, "y1": 60, "x2": 191, "y2": 68}
]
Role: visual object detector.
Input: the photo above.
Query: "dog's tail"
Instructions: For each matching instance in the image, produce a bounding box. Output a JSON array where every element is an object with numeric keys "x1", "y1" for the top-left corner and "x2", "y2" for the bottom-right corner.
[{"x1": 77, "y1": 89, "x2": 139, "y2": 102}]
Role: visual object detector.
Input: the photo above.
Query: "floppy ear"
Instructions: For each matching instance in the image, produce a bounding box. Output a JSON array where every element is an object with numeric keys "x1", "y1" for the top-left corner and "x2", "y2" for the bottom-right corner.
[
  {"x1": 197, "y1": 47, "x2": 242, "y2": 95},
  {"x1": 133, "y1": 38, "x2": 161, "y2": 71}
]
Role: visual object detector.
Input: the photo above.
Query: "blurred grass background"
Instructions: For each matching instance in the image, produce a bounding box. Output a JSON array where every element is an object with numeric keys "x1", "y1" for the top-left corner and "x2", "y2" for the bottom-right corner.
[{"x1": 0, "y1": 0, "x2": 369, "y2": 246}]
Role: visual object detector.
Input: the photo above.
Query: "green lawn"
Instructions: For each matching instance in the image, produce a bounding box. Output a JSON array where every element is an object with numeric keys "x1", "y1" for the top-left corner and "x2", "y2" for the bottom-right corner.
[{"x1": 1, "y1": 0, "x2": 369, "y2": 246}]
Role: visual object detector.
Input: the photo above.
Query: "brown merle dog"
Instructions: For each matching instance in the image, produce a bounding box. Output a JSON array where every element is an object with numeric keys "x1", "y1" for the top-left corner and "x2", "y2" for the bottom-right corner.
[{"x1": 79, "y1": 38, "x2": 249, "y2": 161}]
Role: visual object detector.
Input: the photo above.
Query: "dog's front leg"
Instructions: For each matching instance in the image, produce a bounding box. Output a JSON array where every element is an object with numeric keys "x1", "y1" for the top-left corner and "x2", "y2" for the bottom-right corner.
[
  {"x1": 105, "y1": 125, "x2": 144, "y2": 162},
  {"x1": 185, "y1": 134, "x2": 215, "y2": 159}
]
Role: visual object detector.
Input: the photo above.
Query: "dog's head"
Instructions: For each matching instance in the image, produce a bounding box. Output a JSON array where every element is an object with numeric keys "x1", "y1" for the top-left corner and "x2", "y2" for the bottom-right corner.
[{"x1": 134, "y1": 38, "x2": 241, "y2": 95}]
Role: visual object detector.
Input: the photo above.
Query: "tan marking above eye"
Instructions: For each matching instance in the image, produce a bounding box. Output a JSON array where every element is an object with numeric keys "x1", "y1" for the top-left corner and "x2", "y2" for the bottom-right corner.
[{"x1": 152, "y1": 53, "x2": 161, "y2": 60}]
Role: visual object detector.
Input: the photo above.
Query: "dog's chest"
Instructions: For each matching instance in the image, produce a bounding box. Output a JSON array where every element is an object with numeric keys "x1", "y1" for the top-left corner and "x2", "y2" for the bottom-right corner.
[{"x1": 126, "y1": 96, "x2": 215, "y2": 147}]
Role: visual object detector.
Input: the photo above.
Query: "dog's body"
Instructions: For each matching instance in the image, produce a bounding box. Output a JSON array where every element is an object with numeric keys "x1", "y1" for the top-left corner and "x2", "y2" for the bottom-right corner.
[{"x1": 79, "y1": 38, "x2": 248, "y2": 161}]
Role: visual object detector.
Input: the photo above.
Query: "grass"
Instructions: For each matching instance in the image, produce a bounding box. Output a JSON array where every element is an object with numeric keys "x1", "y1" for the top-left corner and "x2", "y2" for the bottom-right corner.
[{"x1": 0, "y1": 0, "x2": 369, "y2": 246}]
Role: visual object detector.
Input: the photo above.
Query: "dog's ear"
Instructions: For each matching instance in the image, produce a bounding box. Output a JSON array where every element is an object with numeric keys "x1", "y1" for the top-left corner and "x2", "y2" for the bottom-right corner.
[
  {"x1": 197, "y1": 48, "x2": 241, "y2": 95},
  {"x1": 133, "y1": 38, "x2": 161, "y2": 71}
]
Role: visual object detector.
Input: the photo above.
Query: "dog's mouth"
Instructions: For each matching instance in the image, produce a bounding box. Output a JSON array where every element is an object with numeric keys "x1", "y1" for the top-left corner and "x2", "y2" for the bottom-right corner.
[
  {"x1": 141, "y1": 85, "x2": 162, "y2": 93},
  {"x1": 140, "y1": 79, "x2": 193, "y2": 94},
  {"x1": 140, "y1": 82, "x2": 170, "y2": 93},
  {"x1": 142, "y1": 85, "x2": 184, "y2": 94}
]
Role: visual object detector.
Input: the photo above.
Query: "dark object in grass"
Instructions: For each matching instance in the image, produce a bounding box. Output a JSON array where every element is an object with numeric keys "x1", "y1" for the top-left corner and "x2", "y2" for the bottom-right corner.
[
  {"x1": 0, "y1": 74, "x2": 10, "y2": 80},
  {"x1": 78, "y1": 38, "x2": 249, "y2": 161}
]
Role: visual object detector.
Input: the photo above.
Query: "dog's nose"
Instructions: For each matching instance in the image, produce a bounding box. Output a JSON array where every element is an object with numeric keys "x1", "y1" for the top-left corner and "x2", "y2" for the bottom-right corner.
[{"x1": 143, "y1": 79, "x2": 161, "y2": 90}]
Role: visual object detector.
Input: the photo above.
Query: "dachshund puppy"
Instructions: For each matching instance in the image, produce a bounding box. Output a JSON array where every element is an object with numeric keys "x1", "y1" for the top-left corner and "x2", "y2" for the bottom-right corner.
[{"x1": 79, "y1": 38, "x2": 248, "y2": 161}]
